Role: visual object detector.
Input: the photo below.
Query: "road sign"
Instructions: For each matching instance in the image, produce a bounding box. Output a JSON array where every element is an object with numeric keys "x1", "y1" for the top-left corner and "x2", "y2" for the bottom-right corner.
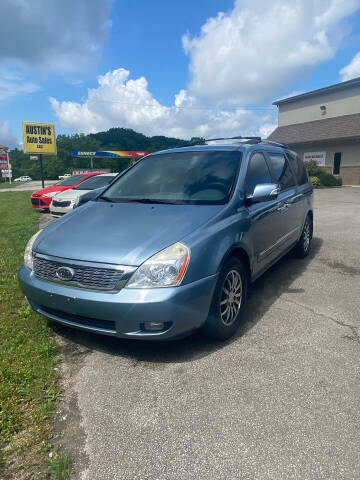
[
  {"x1": 22, "y1": 122, "x2": 56, "y2": 155},
  {"x1": 30, "y1": 155, "x2": 39, "y2": 160}
]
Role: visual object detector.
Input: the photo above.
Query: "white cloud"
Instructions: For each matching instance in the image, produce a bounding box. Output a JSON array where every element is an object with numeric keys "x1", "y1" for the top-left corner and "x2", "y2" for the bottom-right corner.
[
  {"x1": 0, "y1": 0, "x2": 111, "y2": 73},
  {"x1": 50, "y1": 68, "x2": 276, "y2": 139},
  {"x1": 183, "y1": 0, "x2": 360, "y2": 104},
  {"x1": 340, "y1": 52, "x2": 360, "y2": 80},
  {"x1": 51, "y1": 0, "x2": 360, "y2": 139},
  {"x1": 0, "y1": 69, "x2": 39, "y2": 101},
  {"x1": 0, "y1": 119, "x2": 20, "y2": 149}
]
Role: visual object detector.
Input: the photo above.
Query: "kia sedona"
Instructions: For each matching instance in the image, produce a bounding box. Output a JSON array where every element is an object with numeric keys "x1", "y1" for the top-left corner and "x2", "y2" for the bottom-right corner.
[
  {"x1": 50, "y1": 173, "x2": 117, "y2": 217},
  {"x1": 19, "y1": 138, "x2": 313, "y2": 341},
  {"x1": 30, "y1": 172, "x2": 105, "y2": 210}
]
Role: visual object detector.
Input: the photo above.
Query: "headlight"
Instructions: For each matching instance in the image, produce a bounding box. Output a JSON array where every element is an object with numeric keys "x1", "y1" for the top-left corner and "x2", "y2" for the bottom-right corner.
[
  {"x1": 43, "y1": 192, "x2": 58, "y2": 198},
  {"x1": 24, "y1": 230, "x2": 42, "y2": 270},
  {"x1": 126, "y1": 242, "x2": 190, "y2": 288}
]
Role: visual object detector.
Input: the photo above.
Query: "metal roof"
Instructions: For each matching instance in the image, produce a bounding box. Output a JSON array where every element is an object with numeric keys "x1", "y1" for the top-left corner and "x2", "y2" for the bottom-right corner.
[{"x1": 273, "y1": 77, "x2": 360, "y2": 106}]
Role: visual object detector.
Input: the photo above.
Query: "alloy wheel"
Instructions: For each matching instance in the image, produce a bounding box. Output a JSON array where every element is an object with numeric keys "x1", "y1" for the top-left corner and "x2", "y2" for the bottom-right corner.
[
  {"x1": 303, "y1": 219, "x2": 311, "y2": 252},
  {"x1": 219, "y1": 270, "x2": 242, "y2": 326}
]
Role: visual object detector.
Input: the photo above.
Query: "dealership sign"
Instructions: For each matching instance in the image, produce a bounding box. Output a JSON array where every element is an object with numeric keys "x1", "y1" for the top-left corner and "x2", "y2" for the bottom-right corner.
[
  {"x1": 22, "y1": 122, "x2": 56, "y2": 154},
  {"x1": 0, "y1": 145, "x2": 10, "y2": 177},
  {"x1": 71, "y1": 150, "x2": 148, "y2": 158},
  {"x1": 303, "y1": 151, "x2": 326, "y2": 166}
]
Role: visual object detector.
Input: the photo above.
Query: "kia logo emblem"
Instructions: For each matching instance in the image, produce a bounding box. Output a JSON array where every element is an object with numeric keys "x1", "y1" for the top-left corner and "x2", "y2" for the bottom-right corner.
[{"x1": 56, "y1": 266, "x2": 75, "y2": 281}]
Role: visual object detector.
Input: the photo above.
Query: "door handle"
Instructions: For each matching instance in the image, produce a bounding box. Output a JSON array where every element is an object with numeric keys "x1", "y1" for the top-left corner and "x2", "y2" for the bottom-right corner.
[{"x1": 277, "y1": 204, "x2": 288, "y2": 213}]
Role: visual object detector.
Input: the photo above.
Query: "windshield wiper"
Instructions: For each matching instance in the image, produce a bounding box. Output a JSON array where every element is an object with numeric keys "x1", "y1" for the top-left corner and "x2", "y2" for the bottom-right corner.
[{"x1": 99, "y1": 196, "x2": 115, "y2": 203}]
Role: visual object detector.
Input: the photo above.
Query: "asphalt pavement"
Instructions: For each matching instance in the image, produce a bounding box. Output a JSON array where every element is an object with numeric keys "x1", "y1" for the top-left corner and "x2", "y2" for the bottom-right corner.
[{"x1": 49, "y1": 188, "x2": 360, "y2": 480}]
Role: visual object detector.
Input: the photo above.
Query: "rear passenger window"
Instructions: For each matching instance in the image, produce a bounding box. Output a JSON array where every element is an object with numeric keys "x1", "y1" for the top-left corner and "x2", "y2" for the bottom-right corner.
[
  {"x1": 287, "y1": 152, "x2": 309, "y2": 185},
  {"x1": 244, "y1": 152, "x2": 272, "y2": 194},
  {"x1": 268, "y1": 154, "x2": 295, "y2": 190}
]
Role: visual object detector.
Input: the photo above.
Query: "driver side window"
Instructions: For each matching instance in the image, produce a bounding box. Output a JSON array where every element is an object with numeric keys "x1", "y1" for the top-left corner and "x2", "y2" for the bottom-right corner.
[{"x1": 244, "y1": 152, "x2": 272, "y2": 194}]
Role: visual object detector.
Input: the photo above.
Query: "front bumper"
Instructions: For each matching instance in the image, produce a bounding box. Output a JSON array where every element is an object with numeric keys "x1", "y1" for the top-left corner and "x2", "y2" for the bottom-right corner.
[
  {"x1": 31, "y1": 197, "x2": 51, "y2": 209},
  {"x1": 50, "y1": 204, "x2": 73, "y2": 216},
  {"x1": 18, "y1": 265, "x2": 217, "y2": 340}
]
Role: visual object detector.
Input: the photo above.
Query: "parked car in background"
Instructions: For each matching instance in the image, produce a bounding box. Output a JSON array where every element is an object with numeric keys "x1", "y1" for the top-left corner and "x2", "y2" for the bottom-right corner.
[
  {"x1": 74, "y1": 186, "x2": 107, "y2": 209},
  {"x1": 50, "y1": 173, "x2": 117, "y2": 216},
  {"x1": 58, "y1": 173, "x2": 72, "y2": 180},
  {"x1": 14, "y1": 176, "x2": 32, "y2": 182},
  {"x1": 19, "y1": 138, "x2": 313, "y2": 341},
  {"x1": 30, "y1": 172, "x2": 104, "y2": 210}
]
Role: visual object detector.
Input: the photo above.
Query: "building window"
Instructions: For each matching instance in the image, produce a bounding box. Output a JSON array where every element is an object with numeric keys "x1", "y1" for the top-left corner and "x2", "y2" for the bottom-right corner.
[{"x1": 333, "y1": 152, "x2": 341, "y2": 175}]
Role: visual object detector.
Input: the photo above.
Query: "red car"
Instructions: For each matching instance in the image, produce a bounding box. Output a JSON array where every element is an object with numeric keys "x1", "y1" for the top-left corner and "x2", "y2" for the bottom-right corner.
[{"x1": 30, "y1": 172, "x2": 105, "y2": 209}]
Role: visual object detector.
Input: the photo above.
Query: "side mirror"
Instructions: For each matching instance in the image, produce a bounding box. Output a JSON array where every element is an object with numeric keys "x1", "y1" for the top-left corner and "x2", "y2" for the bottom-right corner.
[
  {"x1": 245, "y1": 183, "x2": 279, "y2": 204},
  {"x1": 75, "y1": 186, "x2": 106, "y2": 209}
]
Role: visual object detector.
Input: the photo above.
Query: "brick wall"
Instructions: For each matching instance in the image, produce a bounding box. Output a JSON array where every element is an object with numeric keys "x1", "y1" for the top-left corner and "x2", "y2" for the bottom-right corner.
[{"x1": 323, "y1": 165, "x2": 360, "y2": 185}]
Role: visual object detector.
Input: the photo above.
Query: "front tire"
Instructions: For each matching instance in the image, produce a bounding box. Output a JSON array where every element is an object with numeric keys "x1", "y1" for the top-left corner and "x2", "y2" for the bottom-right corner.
[
  {"x1": 202, "y1": 257, "x2": 247, "y2": 341},
  {"x1": 295, "y1": 214, "x2": 313, "y2": 258}
]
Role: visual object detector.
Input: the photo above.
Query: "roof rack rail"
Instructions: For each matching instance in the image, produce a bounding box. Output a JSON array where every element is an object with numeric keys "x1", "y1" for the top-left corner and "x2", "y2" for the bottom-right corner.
[
  {"x1": 205, "y1": 136, "x2": 261, "y2": 142},
  {"x1": 260, "y1": 140, "x2": 289, "y2": 148},
  {"x1": 174, "y1": 137, "x2": 288, "y2": 149}
]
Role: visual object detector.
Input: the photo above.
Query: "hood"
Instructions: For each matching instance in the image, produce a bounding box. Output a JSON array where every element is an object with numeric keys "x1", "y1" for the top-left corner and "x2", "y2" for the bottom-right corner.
[
  {"x1": 35, "y1": 201, "x2": 223, "y2": 266},
  {"x1": 32, "y1": 184, "x2": 69, "y2": 196},
  {"x1": 53, "y1": 189, "x2": 87, "y2": 200}
]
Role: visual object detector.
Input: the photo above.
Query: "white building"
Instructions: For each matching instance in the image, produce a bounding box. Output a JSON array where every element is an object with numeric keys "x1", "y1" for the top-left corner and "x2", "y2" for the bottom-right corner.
[{"x1": 268, "y1": 77, "x2": 360, "y2": 185}]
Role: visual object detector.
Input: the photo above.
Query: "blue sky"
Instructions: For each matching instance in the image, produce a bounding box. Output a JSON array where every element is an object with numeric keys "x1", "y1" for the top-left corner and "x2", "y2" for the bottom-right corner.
[{"x1": 1, "y1": 0, "x2": 360, "y2": 147}]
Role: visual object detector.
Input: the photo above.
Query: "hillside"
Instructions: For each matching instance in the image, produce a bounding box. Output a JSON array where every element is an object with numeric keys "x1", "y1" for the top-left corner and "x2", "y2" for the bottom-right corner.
[{"x1": 7, "y1": 128, "x2": 186, "y2": 180}]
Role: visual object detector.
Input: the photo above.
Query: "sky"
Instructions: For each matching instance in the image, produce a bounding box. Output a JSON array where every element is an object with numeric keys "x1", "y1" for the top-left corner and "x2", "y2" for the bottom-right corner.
[{"x1": 1, "y1": 0, "x2": 360, "y2": 148}]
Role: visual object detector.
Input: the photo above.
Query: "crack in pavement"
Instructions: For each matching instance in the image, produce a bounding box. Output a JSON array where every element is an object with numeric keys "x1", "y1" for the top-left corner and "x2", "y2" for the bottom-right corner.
[{"x1": 281, "y1": 298, "x2": 360, "y2": 345}]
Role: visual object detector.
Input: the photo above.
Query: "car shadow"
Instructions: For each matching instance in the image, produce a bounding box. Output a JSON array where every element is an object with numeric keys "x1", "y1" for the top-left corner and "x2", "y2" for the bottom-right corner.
[{"x1": 51, "y1": 237, "x2": 323, "y2": 364}]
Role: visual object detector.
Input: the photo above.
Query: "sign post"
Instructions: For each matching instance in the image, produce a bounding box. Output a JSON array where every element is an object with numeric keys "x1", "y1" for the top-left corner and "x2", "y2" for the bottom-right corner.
[
  {"x1": 22, "y1": 122, "x2": 57, "y2": 188},
  {"x1": 39, "y1": 155, "x2": 45, "y2": 188}
]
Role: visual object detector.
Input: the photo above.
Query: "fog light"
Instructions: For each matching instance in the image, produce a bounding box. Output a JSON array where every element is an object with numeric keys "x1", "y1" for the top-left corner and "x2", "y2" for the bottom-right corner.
[{"x1": 144, "y1": 321, "x2": 165, "y2": 331}]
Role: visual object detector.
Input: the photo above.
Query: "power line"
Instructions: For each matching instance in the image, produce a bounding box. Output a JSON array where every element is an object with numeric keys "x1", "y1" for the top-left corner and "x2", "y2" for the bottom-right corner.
[{"x1": 82, "y1": 98, "x2": 277, "y2": 111}]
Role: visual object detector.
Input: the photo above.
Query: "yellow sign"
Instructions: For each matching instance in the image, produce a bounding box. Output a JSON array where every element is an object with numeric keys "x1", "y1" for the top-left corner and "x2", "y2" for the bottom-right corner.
[{"x1": 22, "y1": 122, "x2": 56, "y2": 155}]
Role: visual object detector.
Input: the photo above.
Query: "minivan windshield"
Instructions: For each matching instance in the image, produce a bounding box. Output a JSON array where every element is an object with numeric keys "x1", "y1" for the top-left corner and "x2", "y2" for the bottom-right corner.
[
  {"x1": 74, "y1": 175, "x2": 116, "y2": 190},
  {"x1": 100, "y1": 151, "x2": 241, "y2": 205}
]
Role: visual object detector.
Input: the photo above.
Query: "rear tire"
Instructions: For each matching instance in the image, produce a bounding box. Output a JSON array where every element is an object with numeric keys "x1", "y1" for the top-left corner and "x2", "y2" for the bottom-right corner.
[
  {"x1": 295, "y1": 214, "x2": 313, "y2": 258},
  {"x1": 202, "y1": 257, "x2": 247, "y2": 341}
]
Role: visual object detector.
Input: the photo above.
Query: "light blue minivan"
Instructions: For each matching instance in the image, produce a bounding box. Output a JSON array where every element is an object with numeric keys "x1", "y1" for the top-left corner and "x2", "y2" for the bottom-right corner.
[{"x1": 19, "y1": 138, "x2": 313, "y2": 340}]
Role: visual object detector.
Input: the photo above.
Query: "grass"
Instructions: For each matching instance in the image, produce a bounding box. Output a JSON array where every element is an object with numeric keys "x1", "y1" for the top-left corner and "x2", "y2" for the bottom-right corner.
[
  {"x1": 48, "y1": 453, "x2": 73, "y2": 480},
  {"x1": 0, "y1": 182, "x2": 19, "y2": 189},
  {"x1": 0, "y1": 192, "x2": 66, "y2": 478}
]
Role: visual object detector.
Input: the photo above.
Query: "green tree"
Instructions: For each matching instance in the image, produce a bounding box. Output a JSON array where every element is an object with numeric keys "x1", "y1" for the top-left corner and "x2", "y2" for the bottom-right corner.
[{"x1": 7, "y1": 128, "x2": 186, "y2": 179}]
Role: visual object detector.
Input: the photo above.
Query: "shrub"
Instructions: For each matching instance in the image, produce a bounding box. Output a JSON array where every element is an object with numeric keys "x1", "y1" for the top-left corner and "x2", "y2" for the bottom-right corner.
[
  {"x1": 304, "y1": 160, "x2": 324, "y2": 177},
  {"x1": 305, "y1": 161, "x2": 342, "y2": 187},
  {"x1": 317, "y1": 172, "x2": 342, "y2": 187},
  {"x1": 310, "y1": 176, "x2": 321, "y2": 187}
]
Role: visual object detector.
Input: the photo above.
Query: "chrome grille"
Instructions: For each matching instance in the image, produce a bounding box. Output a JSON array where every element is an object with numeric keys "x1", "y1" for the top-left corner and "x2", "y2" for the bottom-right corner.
[
  {"x1": 33, "y1": 256, "x2": 125, "y2": 291},
  {"x1": 52, "y1": 199, "x2": 71, "y2": 207}
]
